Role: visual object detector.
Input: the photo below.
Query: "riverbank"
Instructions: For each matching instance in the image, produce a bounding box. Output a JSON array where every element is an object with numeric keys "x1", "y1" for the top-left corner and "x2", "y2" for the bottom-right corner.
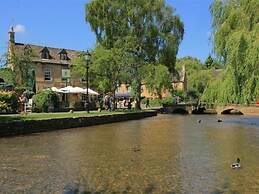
[{"x1": 0, "y1": 110, "x2": 157, "y2": 137}]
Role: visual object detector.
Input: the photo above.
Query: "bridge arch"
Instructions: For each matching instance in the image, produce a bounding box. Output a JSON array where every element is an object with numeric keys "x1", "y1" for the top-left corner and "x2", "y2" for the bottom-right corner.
[
  {"x1": 171, "y1": 108, "x2": 188, "y2": 114},
  {"x1": 221, "y1": 108, "x2": 243, "y2": 115}
]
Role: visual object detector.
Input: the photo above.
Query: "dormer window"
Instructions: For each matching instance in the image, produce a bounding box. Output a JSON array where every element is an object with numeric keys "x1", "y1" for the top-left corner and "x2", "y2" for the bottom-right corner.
[
  {"x1": 41, "y1": 47, "x2": 50, "y2": 59},
  {"x1": 59, "y1": 49, "x2": 68, "y2": 60}
]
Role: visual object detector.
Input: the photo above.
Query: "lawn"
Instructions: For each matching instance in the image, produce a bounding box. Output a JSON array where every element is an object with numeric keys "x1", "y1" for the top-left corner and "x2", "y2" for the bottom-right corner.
[{"x1": 0, "y1": 110, "x2": 137, "y2": 122}]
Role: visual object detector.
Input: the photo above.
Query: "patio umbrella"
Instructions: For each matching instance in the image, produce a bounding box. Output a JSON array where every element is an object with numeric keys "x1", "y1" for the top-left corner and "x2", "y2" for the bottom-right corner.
[
  {"x1": 51, "y1": 87, "x2": 63, "y2": 93},
  {"x1": 115, "y1": 92, "x2": 131, "y2": 98},
  {"x1": 59, "y1": 86, "x2": 84, "y2": 94},
  {"x1": 83, "y1": 88, "x2": 99, "y2": 95},
  {"x1": 58, "y1": 86, "x2": 99, "y2": 95}
]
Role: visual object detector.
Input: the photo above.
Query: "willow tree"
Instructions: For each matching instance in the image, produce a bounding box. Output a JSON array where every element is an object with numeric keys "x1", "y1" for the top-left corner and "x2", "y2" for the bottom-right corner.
[
  {"x1": 202, "y1": 0, "x2": 259, "y2": 105},
  {"x1": 85, "y1": 0, "x2": 184, "y2": 109}
]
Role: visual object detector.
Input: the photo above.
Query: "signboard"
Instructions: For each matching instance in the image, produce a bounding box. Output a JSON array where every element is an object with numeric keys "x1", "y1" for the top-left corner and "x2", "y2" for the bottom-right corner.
[{"x1": 62, "y1": 69, "x2": 71, "y2": 79}]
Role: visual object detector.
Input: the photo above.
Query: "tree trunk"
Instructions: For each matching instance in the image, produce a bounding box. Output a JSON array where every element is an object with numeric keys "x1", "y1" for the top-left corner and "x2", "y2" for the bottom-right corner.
[
  {"x1": 113, "y1": 88, "x2": 116, "y2": 110},
  {"x1": 135, "y1": 80, "x2": 142, "y2": 110}
]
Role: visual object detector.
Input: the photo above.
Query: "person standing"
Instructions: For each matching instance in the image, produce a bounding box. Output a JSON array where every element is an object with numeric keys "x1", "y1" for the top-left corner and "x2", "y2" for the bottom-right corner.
[
  {"x1": 19, "y1": 94, "x2": 28, "y2": 113},
  {"x1": 146, "y1": 98, "x2": 150, "y2": 108}
]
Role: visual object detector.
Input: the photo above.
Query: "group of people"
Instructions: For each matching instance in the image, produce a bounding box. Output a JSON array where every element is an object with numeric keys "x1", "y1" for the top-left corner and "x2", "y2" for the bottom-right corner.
[
  {"x1": 101, "y1": 94, "x2": 134, "y2": 110},
  {"x1": 103, "y1": 94, "x2": 114, "y2": 110}
]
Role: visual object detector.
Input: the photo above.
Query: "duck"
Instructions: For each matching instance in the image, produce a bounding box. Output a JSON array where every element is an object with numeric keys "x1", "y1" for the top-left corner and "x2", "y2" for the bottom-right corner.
[
  {"x1": 231, "y1": 158, "x2": 241, "y2": 169},
  {"x1": 132, "y1": 146, "x2": 141, "y2": 152}
]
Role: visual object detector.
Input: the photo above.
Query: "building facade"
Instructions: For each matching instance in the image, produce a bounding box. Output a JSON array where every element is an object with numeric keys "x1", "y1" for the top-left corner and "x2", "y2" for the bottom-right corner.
[
  {"x1": 116, "y1": 66, "x2": 187, "y2": 99},
  {"x1": 7, "y1": 27, "x2": 83, "y2": 92}
]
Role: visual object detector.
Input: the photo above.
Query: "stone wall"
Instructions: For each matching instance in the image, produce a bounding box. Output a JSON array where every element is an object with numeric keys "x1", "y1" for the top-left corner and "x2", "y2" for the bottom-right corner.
[{"x1": 0, "y1": 111, "x2": 157, "y2": 137}]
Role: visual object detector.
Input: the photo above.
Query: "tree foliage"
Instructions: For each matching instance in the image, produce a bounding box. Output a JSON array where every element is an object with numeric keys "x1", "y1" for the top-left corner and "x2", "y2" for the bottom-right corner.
[
  {"x1": 176, "y1": 57, "x2": 213, "y2": 98},
  {"x1": 204, "y1": 0, "x2": 259, "y2": 104},
  {"x1": 143, "y1": 64, "x2": 172, "y2": 99},
  {"x1": 70, "y1": 52, "x2": 98, "y2": 90},
  {"x1": 11, "y1": 47, "x2": 35, "y2": 90},
  {"x1": 91, "y1": 46, "x2": 126, "y2": 94},
  {"x1": 0, "y1": 68, "x2": 15, "y2": 85},
  {"x1": 85, "y1": 0, "x2": 184, "y2": 109},
  {"x1": 85, "y1": 0, "x2": 184, "y2": 72}
]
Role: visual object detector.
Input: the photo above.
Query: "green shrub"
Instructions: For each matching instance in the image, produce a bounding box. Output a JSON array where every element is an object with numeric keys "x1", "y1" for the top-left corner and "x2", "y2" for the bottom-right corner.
[
  {"x1": 0, "y1": 91, "x2": 18, "y2": 113},
  {"x1": 32, "y1": 90, "x2": 59, "y2": 112},
  {"x1": 160, "y1": 97, "x2": 173, "y2": 106},
  {"x1": 14, "y1": 86, "x2": 32, "y2": 96}
]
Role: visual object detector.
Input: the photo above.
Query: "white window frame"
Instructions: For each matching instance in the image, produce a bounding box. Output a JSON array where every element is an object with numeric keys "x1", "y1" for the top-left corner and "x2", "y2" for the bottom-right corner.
[{"x1": 44, "y1": 67, "x2": 52, "y2": 81}]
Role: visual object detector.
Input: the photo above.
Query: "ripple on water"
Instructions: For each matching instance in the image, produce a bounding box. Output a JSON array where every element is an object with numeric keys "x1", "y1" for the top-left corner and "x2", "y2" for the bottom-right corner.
[{"x1": 0, "y1": 115, "x2": 259, "y2": 193}]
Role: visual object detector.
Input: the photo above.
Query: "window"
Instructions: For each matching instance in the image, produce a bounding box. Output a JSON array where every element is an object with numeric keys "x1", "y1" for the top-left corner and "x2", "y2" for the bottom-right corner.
[
  {"x1": 44, "y1": 67, "x2": 52, "y2": 81},
  {"x1": 41, "y1": 47, "x2": 50, "y2": 59},
  {"x1": 60, "y1": 53, "x2": 67, "y2": 60},
  {"x1": 62, "y1": 69, "x2": 70, "y2": 81},
  {"x1": 59, "y1": 49, "x2": 68, "y2": 60},
  {"x1": 82, "y1": 94, "x2": 87, "y2": 101}
]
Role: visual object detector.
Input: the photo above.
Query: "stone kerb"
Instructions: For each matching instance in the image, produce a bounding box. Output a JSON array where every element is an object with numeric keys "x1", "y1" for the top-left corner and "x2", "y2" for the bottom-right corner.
[{"x1": 0, "y1": 111, "x2": 157, "y2": 137}]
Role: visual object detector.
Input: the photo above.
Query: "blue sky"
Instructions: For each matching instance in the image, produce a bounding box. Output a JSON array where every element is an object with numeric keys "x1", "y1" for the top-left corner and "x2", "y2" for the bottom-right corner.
[{"x1": 0, "y1": 0, "x2": 213, "y2": 63}]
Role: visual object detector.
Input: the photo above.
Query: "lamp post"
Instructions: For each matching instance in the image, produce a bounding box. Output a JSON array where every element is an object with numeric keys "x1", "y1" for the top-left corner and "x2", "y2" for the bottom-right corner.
[{"x1": 84, "y1": 50, "x2": 91, "y2": 113}]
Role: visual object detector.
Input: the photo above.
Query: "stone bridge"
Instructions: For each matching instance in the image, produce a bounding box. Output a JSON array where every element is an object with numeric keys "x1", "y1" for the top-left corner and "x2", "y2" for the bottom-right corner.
[
  {"x1": 162, "y1": 103, "x2": 197, "y2": 114},
  {"x1": 162, "y1": 103, "x2": 259, "y2": 115},
  {"x1": 214, "y1": 104, "x2": 259, "y2": 115}
]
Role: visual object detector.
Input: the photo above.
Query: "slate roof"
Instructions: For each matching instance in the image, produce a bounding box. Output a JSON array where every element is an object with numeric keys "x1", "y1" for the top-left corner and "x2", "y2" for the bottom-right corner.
[{"x1": 13, "y1": 43, "x2": 82, "y2": 65}]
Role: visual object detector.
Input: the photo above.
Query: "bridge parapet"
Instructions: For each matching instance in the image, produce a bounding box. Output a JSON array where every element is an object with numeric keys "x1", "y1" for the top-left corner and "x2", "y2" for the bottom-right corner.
[
  {"x1": 215, "y1": 104, "x2": 259, "y2": 115},
  {"x1": 162, "y1": 103, "x2": 197, "y2": 114}
]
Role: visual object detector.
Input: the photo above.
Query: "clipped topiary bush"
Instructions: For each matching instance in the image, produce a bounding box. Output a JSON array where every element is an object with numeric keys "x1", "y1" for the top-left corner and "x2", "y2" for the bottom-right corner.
[
  {"x1": 0, "y1": 91, "x2": 18, "y2": 113},
  {"x1": 32, "y1": 90, "x2": 59, "y2": 112}
]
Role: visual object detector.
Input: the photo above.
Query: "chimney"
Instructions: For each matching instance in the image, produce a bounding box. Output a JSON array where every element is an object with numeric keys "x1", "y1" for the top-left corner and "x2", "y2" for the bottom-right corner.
[
  {"x1": 8, "y1": 26, "x2": 15, "y2": 44},
  {"x1": 7, "y1": 27, "x2": 15, "y2": 70}
]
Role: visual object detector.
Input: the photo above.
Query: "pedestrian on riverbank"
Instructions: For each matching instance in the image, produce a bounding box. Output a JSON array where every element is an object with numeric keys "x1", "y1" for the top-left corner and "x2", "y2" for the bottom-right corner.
[
  {"x1": 18, "y1": 94, "x2": 28, "y2": 113},
  {"x1": 146, "y1": 98, "x2": 150, "y2": 108}
]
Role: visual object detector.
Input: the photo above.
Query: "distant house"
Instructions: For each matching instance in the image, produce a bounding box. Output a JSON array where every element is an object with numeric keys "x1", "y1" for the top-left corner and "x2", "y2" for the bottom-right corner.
[
  {"x1": 7, "y1": 27, "x2": 84, "y2": 92},
  {"x1": 116, "y1": 66, "x2": 187, "y2": 99},
  {"x1": 172, "y1": 65, "x2": 187, "y2": 91}
]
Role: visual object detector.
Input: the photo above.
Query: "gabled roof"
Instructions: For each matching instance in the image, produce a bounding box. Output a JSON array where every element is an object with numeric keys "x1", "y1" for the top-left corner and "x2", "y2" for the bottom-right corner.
[
  {"x1": 13, "y1": 43, "x2": 82, "y2": 65},
  {"x1": 59, "y1": 49, "x2": 67, "y2": 54}
]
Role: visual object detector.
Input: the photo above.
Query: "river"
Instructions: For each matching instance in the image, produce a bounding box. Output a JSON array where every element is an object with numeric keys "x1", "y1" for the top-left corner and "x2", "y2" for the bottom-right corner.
[{"x1": 0, "y1": 114, "x2": 259, "y2": 193}]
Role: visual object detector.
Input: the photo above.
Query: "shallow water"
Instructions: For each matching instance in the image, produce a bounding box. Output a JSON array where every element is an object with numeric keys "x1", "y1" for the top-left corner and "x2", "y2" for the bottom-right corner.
[{"x1": 0, "y1": 114, "x2": 259, "y2": 193}]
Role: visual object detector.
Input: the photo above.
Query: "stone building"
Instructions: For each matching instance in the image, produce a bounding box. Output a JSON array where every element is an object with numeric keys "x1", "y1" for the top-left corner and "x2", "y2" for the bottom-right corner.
[
  {"x1": 7, "y1": 27, "x2": 83, "y2": 92},
  {"x1": 116, "y1": 66, "x2": 187, "y2": 99},
  {"x1": 172, "y1": 65, "x2": 187, "y2": 91}
]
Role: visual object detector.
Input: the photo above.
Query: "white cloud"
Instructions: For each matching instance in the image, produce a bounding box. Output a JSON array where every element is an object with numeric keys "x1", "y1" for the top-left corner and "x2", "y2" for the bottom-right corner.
[{"x1": 13, "y1": 24, "x2": 26, "y2": 33}]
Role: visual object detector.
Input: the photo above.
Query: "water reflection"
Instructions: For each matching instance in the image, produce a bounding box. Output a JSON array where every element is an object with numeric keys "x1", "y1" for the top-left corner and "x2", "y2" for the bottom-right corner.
[{"x1": 0, "y1": 115, "x2": 259, "y2": 193}]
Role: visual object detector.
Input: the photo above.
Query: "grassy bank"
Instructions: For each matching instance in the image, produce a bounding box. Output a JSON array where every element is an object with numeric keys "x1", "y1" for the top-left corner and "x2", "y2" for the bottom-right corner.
[{"x1": 0, "y1": 110, "x2": 145, "y2": 122}]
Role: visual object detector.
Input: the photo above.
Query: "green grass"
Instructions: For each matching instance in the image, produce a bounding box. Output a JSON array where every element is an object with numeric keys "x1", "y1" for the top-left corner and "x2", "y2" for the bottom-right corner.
[{"x1": 0, "y1": 110, "x2": 142, "y2": 122}]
